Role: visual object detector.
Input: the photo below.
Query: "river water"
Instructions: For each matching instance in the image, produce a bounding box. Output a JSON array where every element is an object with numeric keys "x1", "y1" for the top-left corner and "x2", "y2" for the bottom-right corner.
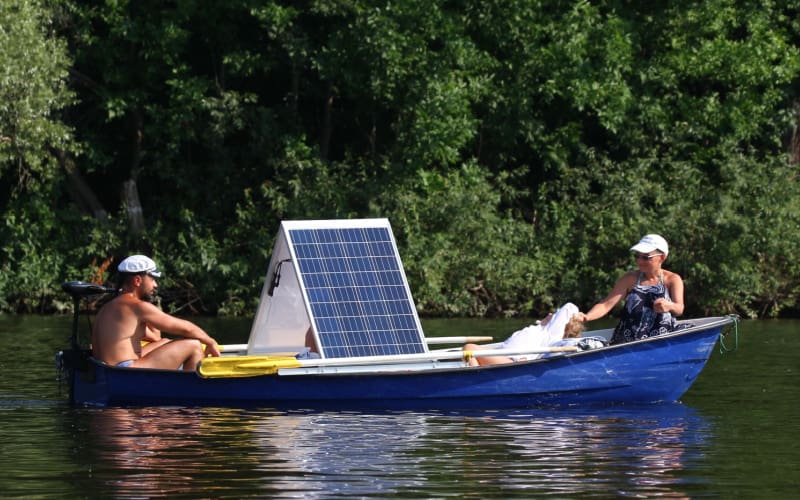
[{"x1": 0, "y1": 315, "x2": 797, "y2": 498}]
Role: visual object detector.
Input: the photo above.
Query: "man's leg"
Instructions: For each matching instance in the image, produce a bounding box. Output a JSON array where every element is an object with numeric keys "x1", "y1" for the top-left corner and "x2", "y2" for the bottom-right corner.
[
  {"x1": 141, "y1": 338, "x2": 170, "y2": 356},
  {"x1": 134, "y1": 339, "x2": 205, "y2": 370}
]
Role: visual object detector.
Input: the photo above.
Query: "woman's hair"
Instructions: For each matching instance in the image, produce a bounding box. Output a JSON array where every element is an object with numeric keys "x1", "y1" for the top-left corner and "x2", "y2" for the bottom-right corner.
[{"x1": 563, "y1": 316, "x2": 585, "y2": 339}]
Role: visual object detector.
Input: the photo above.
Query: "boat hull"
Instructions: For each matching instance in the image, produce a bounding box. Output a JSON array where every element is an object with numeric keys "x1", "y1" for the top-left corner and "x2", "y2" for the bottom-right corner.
[{"x1": 61, "y1": 317, "x2": 732, "y2": 409}]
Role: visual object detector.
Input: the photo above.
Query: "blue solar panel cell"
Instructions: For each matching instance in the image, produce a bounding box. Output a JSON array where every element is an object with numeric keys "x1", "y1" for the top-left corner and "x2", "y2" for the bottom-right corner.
[{"x1": 286, "y1": 222, "x2": 426, "y2": 358}]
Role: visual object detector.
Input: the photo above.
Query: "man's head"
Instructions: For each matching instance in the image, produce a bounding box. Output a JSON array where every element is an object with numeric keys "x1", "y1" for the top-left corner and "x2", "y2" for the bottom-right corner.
[
  {"x1": 117, "y1": 255, "x2": 162, "y2": 277},
  {"x1": 116, "y1": 255, "x2": 161, "y2": 300}
]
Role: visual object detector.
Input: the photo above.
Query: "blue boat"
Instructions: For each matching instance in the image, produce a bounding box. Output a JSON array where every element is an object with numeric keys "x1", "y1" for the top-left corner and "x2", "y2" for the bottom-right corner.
[
  {"x1": 56, "y1": 219, "x2": 738, "y2": 409},
  {"x1": 58, "y1": 312, "x2": 734, "y2": 409}
]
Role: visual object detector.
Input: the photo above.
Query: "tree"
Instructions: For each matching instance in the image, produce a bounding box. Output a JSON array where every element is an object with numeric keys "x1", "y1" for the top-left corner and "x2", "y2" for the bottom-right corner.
[
  {"x1": 0, "y1": 0, "x2": 74, "y2": 194},
  {"x1": 3, "y1": 0, "x2": 800, "y2": 317},
  {"x1": 0, "y1": 0, "x2": 78, "y2": 311}
]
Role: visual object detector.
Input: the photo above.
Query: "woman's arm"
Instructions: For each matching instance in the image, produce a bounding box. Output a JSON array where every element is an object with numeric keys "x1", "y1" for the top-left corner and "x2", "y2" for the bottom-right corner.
[
  {"x1": 578, "y1": 272, "x2": 636, "y2": 322},
  {"x1": 654, "y1": 271, "x2": 684, "y2": 316}
]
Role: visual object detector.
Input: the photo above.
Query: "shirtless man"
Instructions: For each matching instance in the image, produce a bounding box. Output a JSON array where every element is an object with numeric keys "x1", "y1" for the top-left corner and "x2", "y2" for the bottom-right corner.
[{"x1": 91, "y1": 255, "x2": 221, "y2": 370}]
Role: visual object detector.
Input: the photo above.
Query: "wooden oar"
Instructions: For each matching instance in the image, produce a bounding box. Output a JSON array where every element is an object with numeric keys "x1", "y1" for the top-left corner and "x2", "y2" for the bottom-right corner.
[
  {"x1": 198, "y1": 345, "x2": 577, "y2": 378},
  {"x1": 218, "y1": 336, "x2": 494, "y2": 353},
  {"x1": 463, "y1": 346, "x2": 577, "y2": 359},
  {"x1": 425, "y1": 336, "x2": 494, "y2": 344}
]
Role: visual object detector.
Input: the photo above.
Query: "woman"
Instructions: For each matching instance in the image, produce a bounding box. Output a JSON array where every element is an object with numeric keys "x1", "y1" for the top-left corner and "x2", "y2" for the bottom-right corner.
[{"x1": 576, "y1": 234, "x2": 685, "y2": 344}]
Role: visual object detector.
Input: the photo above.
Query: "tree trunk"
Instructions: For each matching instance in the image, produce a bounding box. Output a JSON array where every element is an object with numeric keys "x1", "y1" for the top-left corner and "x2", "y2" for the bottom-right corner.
[
  {"x1": 124, "y1": 108, "x2": 146, "y2": 235},
  {"x1": 122, "y1": 179, "x2": 145, "y2": 234},
  {"x1": 57, "y1": 150, "x2": 107, "y2": 220}
]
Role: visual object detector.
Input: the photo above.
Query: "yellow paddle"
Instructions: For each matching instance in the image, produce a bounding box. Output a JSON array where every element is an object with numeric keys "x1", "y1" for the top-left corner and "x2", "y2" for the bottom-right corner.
[{"x1": 198, "y1": 355, "x2": 302, "y2": 378}]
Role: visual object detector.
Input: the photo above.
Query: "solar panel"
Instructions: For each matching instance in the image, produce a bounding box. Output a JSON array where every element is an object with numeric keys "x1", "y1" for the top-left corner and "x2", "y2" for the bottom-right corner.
[{"x1": 285, "y1": 220, "x2": 427, "y2": 358}]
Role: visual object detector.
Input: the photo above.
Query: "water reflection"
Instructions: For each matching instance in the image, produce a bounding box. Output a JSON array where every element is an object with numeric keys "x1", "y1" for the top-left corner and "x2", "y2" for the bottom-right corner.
[
  {"x1": 1, "y1": 316, "x2": 795, "y2": 497},
  {"x1": 250, "y1": 411, "x2": 433, "y2": 498},
  {"x1": 69, "y1": 404, "x2": 709, "y2": 498},
  {"x1": 414, "y1": 405, "x2": 709, "y2": 498},
  {"x1": 77, "y1": 407, "x2": 273, "y2": 497}
]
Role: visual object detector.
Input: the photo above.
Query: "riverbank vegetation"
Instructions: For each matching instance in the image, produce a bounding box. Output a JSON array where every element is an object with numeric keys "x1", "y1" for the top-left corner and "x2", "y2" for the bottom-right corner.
[{"x1": 2, "y1": 0, "x2": 800, "y2": 318}]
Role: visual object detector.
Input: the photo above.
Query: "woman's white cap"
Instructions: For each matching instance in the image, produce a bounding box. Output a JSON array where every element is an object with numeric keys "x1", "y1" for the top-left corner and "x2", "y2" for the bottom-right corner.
[
  {"x1": 630, "y1": 234, "x2": 669, "y2": 256},
  {"x1": 117, "y1": 255, "x2": 162, "y2": 277}
]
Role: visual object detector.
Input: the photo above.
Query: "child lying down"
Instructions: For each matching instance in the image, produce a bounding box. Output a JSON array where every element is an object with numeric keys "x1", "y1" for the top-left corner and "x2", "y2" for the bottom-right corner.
[{"x1": 463, "y1": 302, "x2": 602, "y2": 366}]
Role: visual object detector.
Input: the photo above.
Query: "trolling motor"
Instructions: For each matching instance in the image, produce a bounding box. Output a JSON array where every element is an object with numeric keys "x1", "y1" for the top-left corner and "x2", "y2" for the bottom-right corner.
[
  {"x1": 61, "y1": 281, "x2": 117, "y2": 350},
  {"x1": 57, "y1": 281, "x2": 118, "y2": 402}
]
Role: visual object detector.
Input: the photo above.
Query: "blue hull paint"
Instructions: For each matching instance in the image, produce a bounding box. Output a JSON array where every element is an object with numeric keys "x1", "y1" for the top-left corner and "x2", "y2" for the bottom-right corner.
[{"x1": 64, "y1": 318, "x2": 731, "y2": 409}]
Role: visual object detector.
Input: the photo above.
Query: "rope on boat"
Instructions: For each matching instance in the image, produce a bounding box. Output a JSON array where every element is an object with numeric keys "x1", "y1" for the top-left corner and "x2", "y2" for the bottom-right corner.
[
  {"x1": 55, "y1": 352, "x2": 66, "y2": 382},
  {"x1": 719, "y1": 314, "x2": 739, "y2": 354},
  {"x1": 54, "y1": 351, "x2": 69, "y2": 398}
]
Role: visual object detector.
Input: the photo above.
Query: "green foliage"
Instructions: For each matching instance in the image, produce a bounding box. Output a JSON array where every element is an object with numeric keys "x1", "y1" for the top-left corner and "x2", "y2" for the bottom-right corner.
[
  {"x1": 0, "y1": 181, "x2": 121, "y2": 313},
  {"x1": 383, "y1": 162, "x2": 566, "y2": 317},
  {"x1": 0, "y1": 0, "x2": 79, "y2": 311},
  {"x1": 0, "y1": 0, "x2": 75, "y2": 190},
  {"x1": 2, "y1": 0, "x2": 800, "y2": 319}
]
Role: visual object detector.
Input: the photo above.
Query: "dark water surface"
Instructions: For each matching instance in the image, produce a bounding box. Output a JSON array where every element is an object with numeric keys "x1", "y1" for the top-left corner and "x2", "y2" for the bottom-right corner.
[{"x1": 0, "y1": 315, "x2": 797, "y2": 498}]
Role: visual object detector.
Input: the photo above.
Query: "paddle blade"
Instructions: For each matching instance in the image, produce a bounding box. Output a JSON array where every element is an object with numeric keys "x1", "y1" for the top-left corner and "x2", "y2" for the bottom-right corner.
[{"x1": 198, "y1": 355, "x2": 302, "y2": 378}]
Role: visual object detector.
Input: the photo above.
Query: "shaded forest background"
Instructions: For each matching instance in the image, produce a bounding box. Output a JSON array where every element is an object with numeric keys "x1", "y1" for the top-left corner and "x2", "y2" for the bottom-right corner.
[{"x1": 2, "y1": 0, "x2": 800, "y2": 319}]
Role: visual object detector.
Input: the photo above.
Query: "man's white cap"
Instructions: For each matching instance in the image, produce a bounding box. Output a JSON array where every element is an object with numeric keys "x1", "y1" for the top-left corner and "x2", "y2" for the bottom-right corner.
[
  {"x1": 117, "y1": 255, "x2": 162, "y2": 277},
  {"x1": 630, "y1": 234, "x2": 669, "y2": 256}
]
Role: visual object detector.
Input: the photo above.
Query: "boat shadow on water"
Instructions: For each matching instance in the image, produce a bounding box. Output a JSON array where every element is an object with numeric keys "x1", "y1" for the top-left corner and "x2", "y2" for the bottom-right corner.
[{"x1": 64, "y1": 403, "x2": 712, "y2": 498}]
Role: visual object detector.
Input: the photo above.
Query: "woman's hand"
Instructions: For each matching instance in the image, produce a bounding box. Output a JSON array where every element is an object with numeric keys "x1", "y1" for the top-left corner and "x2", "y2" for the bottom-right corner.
[{"x1": 652, "y1": 298, "x2": 672, "y2": 314}]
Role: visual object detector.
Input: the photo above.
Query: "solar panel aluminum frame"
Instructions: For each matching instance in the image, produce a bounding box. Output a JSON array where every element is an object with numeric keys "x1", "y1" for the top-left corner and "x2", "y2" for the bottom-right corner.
[{"x1": 247, "y1": 219, "x2": 428, "y2": 359}]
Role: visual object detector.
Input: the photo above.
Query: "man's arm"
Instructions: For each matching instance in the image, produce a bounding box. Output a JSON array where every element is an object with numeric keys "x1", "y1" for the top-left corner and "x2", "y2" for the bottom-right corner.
[
  {"x1": 136, "y1": 302, "x2": 220, "y2": 356},
  {"x1": 143, "y1": 325, "x2": 162, "y2": 343}
]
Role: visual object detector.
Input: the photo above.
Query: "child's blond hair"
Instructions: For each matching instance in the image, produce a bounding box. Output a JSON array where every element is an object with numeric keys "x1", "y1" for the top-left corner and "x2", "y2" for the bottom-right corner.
[{"x1": 563, "y1": 315, "x2": 585, "y2": 339}]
